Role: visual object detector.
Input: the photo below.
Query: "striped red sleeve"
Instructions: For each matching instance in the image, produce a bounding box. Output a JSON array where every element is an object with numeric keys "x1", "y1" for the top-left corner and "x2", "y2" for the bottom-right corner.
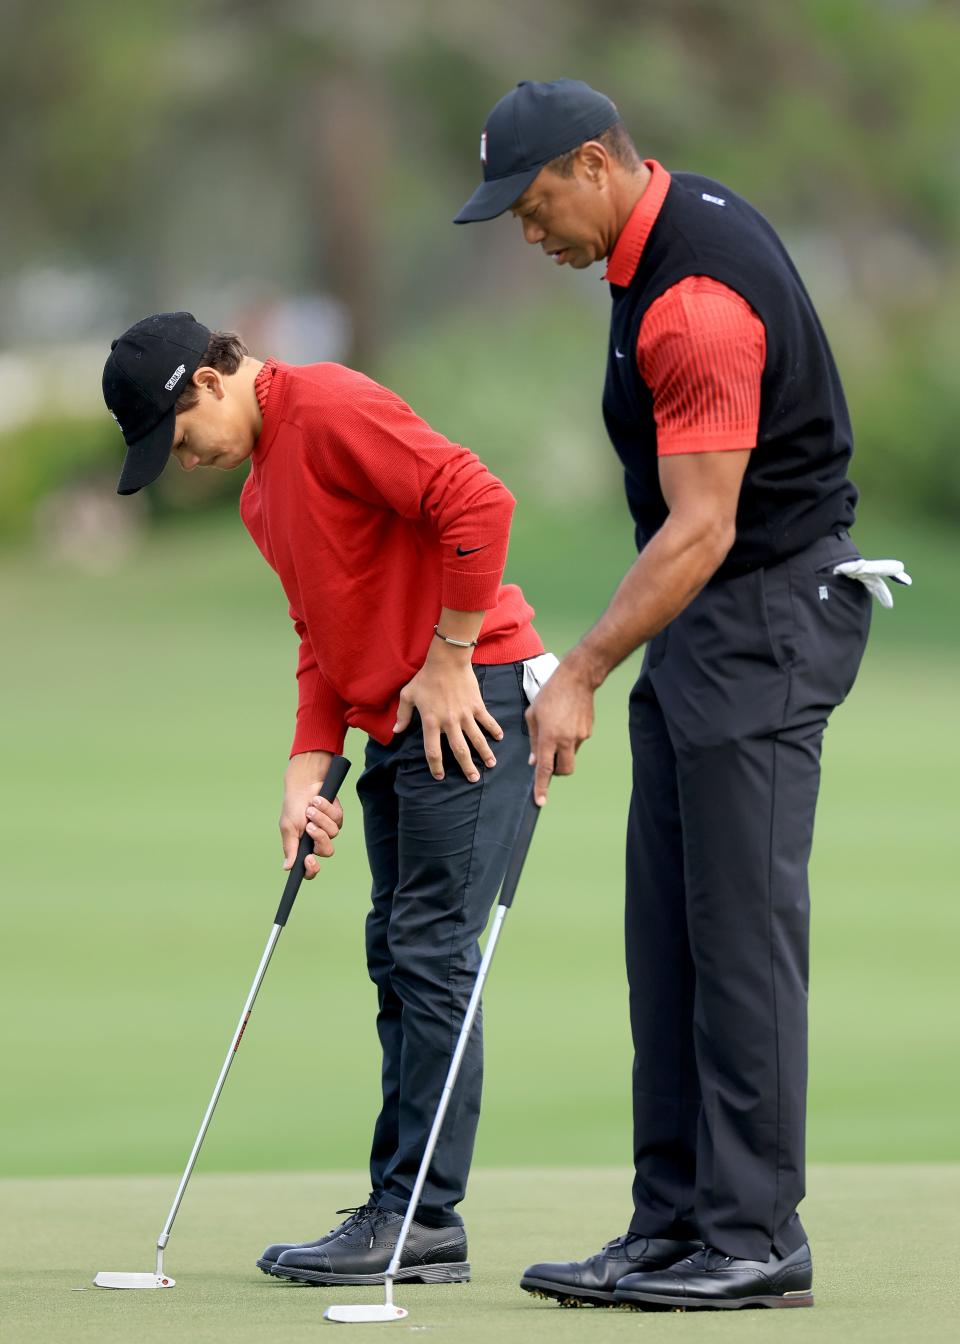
[{"x1": 636, "y1": 276, "x2": 766, "y2": 455}]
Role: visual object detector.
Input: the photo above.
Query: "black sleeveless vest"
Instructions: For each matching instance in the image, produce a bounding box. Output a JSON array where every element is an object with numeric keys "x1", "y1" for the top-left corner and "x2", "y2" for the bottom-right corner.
[{"x1": 602, "y1": 172, "x2": 857, "y2": 577}]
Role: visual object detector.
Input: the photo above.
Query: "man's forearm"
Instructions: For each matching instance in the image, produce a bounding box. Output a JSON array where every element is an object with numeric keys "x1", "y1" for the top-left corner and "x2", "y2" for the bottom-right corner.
[{"x1": 569, "y1": 516, "x2": 734, "y2": 689}]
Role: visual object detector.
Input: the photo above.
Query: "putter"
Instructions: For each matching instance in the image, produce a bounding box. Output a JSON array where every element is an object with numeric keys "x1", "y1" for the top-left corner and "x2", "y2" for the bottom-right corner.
[
  {"x1": 324, "y1": 783, "x2": 541, "y2": 1324},
  {"x1": 93, "y1": 754, "x2": 351, "y2": 1290}
]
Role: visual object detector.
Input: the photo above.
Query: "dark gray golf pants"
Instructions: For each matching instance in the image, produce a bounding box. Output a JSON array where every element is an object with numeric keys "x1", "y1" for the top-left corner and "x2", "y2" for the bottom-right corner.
[
  {"x1": 357, "y1": 662, "x2": 533, "y2": 1227},
  {"x1": 626, "y1": 532, "x2": 872, "y2": 1259}
]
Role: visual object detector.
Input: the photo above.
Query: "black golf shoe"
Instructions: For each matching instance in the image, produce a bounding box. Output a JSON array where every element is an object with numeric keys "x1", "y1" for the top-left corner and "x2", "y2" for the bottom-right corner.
[
  {"x1": 613, "y1": 1241, "x2": 813, "y2": 1310},
  {"x1": 257, "y1": 1202, "x2": 379, "y2": 1276},
  {"x1": 272, "y1": 1207, "x2": 470, "y2": 1285},
  {"x1": 520, "y1": 1234, "x2": 702, "y2": 1307}
]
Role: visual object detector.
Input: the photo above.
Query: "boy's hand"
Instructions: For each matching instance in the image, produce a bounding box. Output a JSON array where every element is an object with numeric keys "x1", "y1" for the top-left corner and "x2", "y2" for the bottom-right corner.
[
  {"x1": 281, "y1": 750, "x2": 344, "y2": 879},
  {"x1": 394, "y1": 641, "x2": 503, "y2": 782}
]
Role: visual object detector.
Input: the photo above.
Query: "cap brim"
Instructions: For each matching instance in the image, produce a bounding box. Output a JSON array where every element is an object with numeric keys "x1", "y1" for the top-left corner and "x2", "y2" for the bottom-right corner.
[
  {"x1": 116, "y1": 405, "x2": 176, "y2": 496},
  {"x1": 453, "y1": 164, "x2": 542, "y2": 223}
]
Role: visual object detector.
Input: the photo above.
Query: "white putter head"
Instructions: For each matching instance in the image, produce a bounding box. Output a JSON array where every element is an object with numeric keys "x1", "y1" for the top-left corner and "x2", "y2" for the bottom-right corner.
[
  {"x1": 93, "y1": 1271, "x2": 175, "y2": 1289},
  {"x1": 323, "y1": 1304, "x2": 408, "y2": 1323}
]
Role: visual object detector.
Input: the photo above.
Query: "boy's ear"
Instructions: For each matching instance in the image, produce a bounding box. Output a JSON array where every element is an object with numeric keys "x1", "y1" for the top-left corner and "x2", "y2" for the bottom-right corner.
[{"x1": 193, "y1": 366, "x2": 226, "y2": 399}]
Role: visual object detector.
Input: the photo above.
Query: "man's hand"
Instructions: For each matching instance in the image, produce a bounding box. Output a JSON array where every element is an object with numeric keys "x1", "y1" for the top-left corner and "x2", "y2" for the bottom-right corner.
[
  {"x1": 394, "y1": 640, "x2": 503, "y2": 782},
  {"x1": 280, "y1": 750, "x2": 344, "y2": 879},
  {"x1": 525, "y1": 654, "x2": 597, "y2": 805},
  {"x1": 522, "y1": 449, "x2": 749, "y2": 807}
]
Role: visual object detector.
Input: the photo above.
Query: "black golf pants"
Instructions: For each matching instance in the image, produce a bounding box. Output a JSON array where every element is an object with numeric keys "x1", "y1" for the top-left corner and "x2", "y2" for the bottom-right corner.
[
  {"x1": 626, "y1": 532, "x2": 872, "y2": 1259},
  {"x1": 357, "y1": 662, "x2": 533, "y2": 1227}
]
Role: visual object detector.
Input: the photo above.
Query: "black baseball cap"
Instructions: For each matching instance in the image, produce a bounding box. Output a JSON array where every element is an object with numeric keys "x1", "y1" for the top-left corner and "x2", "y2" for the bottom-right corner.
[
  {"x1": 103, "y1": 312, "x2": 211, "y2": 495},
  {"x1": 454, "y1": 79, "x2": 619, "y2": 224}
]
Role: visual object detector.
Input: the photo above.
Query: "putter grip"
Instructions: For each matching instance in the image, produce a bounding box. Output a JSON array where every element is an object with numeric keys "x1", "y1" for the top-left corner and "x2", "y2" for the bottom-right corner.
[
  {"x1": 273, "y1": 754, "x2": 351, "y2": 927},
  {"x1": 498, "y1": 787, "x2": 540, "y2": 909}
]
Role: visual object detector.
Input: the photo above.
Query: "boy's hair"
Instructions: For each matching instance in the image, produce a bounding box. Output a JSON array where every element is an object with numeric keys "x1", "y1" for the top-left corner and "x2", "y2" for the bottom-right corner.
[
  {"x1": 175, "y1": 330, "x2": 248, "y2": 411},
  {"x1": 547, "y1": 120, "x2": 642, "y2": 177}
]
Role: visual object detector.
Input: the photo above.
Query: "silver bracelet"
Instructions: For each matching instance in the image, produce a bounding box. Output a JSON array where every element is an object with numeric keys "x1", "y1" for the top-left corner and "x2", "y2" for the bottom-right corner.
[{"x1": 433, "y1": 624, "x2": 478, "y2": 649}]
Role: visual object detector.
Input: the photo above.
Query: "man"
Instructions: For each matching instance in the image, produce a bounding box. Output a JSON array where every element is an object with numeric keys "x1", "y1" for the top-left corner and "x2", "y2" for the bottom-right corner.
[
  {"x1": 455, "y1": 79, "x2": 904, "y2": 1311},
  {"x1": 102, "y1": 313, "x2": 552, "y2": 1286}
]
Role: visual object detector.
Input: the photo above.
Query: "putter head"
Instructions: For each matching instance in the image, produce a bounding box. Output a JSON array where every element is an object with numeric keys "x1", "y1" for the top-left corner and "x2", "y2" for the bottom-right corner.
[
  {"x1": 93, "y1": 1271, "x2": 175, "y2": 1289},
  {"x1": 323, "y1": 1304, "x2": 408, "y2": 1323}
]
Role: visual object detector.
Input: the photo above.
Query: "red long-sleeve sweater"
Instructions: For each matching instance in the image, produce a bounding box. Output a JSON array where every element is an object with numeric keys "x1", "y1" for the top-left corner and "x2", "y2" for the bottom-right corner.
[{"x1": 240, "y1": 360, "x2": 542, "y2": 756}]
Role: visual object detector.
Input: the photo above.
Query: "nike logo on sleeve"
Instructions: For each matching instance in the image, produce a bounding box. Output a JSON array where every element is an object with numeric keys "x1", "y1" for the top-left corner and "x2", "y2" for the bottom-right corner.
[{"x1": 456, "y1": 544, "x2": 487, "y2": 556}]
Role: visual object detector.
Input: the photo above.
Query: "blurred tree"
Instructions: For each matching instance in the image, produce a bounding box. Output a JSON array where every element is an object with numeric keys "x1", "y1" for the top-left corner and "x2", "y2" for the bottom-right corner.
[{"x1": 0, "y1": 0, "x2": 957, "y2": 528}]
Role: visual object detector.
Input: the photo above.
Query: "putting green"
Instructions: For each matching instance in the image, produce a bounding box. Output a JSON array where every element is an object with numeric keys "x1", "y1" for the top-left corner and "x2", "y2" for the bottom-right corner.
[
  {"x1": 3, "y1": 1166, "x2": 958, "y2": 1342},
  {"x1": 2, "y1": 516, "x2": 957, "y2": 1180}
]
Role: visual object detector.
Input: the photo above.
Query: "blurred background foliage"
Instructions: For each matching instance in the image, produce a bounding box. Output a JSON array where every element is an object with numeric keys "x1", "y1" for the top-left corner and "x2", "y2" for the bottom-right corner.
[{"x1": 1, "y1": 0, "x2": 958, "y2": 547}]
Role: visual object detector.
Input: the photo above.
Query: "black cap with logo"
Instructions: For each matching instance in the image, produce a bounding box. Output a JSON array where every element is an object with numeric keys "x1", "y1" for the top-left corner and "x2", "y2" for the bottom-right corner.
[
  {"x1": 103, "y1": 311, "x2": 211, "y2": 495},
  {"x1": 454, "y1": 79, "x2": 619, "y2": 224}
]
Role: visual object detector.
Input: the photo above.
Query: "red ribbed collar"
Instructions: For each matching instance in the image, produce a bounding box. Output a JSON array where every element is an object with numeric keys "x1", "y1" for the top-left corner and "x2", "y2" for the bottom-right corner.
[
  {"x1": 254, "y1": 356, "x2": 279, "y2": 413},
  {"x1": 604, "y1": 160, "x2": 671, "y2": 287}
]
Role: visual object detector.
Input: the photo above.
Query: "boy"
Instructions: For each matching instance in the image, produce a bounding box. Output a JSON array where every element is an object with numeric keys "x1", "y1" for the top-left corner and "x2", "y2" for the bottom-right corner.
[{"x1": 103, "y1": 311, "x2": 550, "y2": 1285}]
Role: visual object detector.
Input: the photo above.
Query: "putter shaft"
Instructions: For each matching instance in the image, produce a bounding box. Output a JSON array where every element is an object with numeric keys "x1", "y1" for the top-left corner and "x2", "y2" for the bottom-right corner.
[
  {"x1": 382, "y1": 903, "x2": 506, "y2": 1306},
  {"x1": 150, "y1": 754, "x2": 351, "y2": 1279},
  {"x1": 155, "y1": 923, "x2": 283, "y2": 1275},
  {"x1": 383, "y1": 787, "x2": 541, "y2": 1306}
]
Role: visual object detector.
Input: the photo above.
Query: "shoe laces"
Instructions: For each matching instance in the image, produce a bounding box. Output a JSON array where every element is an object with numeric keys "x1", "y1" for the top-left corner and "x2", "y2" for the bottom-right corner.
[
  {"x1": 602, "y1": 1233, "x2": 650, "y2": 1256},
  {"x1": 601, "y1": 1234, "x2": 630, "y2": 1253},
  {"x1": 679, "y1": 1246, "x2": 735, "y2": 1271},
  {"x1": 332, "y1": 1203, "x2": 380, "y2": 1247}
]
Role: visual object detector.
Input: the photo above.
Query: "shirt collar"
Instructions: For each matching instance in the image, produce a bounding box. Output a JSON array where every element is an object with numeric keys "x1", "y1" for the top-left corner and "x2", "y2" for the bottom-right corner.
[
  {"x1": 254, "y1": 356, "x2": 279, "y2": 414},
  {"x1": 603, "y1": 160, "x2": 671, "y2": 287},
  {"x1": 251, "y1": 357, "x2": 282, "y2": 464}
]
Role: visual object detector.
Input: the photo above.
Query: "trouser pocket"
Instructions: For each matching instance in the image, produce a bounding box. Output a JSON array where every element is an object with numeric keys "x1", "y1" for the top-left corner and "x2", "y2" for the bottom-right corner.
[{"x1": 784, "y1": 539, "x2": 872, "y2": 708}]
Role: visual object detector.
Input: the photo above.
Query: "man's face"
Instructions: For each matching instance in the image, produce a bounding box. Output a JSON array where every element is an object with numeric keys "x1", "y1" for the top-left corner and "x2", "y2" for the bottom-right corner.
[
  {"x1": 509, "y1": 153, "x2": 612, "y2": 269},
  {"x1": 170, "y1": 370, "x2": 255, "y2": 473}
]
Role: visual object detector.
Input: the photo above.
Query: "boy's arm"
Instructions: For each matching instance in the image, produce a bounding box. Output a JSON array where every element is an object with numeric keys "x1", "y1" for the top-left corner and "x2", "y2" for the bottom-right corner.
[
  {"x1": 282, "y1": 607, "x2": 349, "y2": 878},
  {"x1": 393, "y1": 605, "x2": 504, "y2": 782},
  {"x1": 324, "y1": 389, "x2": 516, "y2": 780},
  {"x1": 325, "y1": 385, "x2": 517, "y2": 610}
]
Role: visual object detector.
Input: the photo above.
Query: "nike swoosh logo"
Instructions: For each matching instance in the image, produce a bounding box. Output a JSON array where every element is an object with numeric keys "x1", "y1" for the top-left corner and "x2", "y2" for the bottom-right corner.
[
  {"x1": 456, "y1": 544, "x2": 486, "y2": 556},
  {"x1": 615, "y1": 347, "x2": 626, "y2": 359}
]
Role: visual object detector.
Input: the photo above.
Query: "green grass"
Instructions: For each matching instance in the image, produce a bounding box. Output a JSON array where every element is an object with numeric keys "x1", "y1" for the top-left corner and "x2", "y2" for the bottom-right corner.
[
  {"x1": 0, "y1": 507, "x2": 955, "y2": 1179},
  {"x1": 3, "y1": 1166, "x2": 959, "y2": 1343}
]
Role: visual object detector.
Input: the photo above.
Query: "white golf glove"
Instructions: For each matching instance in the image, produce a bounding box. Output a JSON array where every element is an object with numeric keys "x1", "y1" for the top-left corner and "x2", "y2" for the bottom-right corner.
[
  {"x1": 833, "y1": 558, "x2": 912, "y2": 609},
  {"x1": 521, "y1": 652, "x2": 560, "y2": 704}
]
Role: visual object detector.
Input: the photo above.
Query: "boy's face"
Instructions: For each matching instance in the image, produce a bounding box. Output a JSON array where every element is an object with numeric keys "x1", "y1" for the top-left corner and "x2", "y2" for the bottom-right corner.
[{"x1": 170, "y1": 368, "x2": 256, "y2": 473}]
